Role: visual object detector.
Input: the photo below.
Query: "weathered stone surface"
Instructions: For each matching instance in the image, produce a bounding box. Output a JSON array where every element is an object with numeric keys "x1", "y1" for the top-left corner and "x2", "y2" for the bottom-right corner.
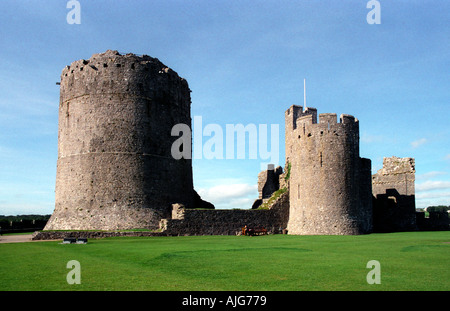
[
  {"x1": 257, "y1": 165, "x2": 283, "y2": 199},
  {"x1": 372, "y1": 156, "x2": 416, "y2": 232},
  {"x1": 45, "y1": 50, "x2": 197, "y2": 231},
  {"x1": 285, "y1": 106, "x2": 373, "y2": 235},
  {"x1": 164, "y1": 190, "x2": 289, "y2": 235},
  {"x1": 32, "y1": 230, "x2": 168, "y2": 240},
  {"x1": 42, "y1": 50, "x2": 430, "y2": 237},
  {"x1": 372, "y1": 157, "x2": 415, "y2": 196}
]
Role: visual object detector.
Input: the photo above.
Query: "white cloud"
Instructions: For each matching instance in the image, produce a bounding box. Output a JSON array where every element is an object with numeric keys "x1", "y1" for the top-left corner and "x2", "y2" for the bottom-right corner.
[
  {"x1": 416, "y1": 171, "x2": 447, "y2": 181},
  {"x1": 411, "y1": 138, "x2": 427, "y2": 148},
  {"x1": 415, "y1": 177, "x2": 450, "y2": 208},
  {"x1": 197, "y1": 183, "x2": 258, "y2": 209},
  {"x1": 416, "y1": 180, "x2": 450, "y2": 192},
  {"x1": 416, "y1": 191, "x2": 450, "y2": 200},
  {"x1": 0, "y1": 202, "x2": 53, "y2": 216},
  {"x1": 415, "y1": 192, "x2": 450, "y2": 209}
]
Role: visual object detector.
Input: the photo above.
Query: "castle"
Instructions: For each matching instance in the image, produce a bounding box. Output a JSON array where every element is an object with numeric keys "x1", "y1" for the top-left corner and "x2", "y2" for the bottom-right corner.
[{"x1": 37, "y1": 50, "x2": 448, "y2": 239}]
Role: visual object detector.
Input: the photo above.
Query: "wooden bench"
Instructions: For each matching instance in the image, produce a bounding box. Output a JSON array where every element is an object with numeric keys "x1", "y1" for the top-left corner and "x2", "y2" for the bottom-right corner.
[{"x1": 242, "y1": 227, "x2": 267, "y2": 236}]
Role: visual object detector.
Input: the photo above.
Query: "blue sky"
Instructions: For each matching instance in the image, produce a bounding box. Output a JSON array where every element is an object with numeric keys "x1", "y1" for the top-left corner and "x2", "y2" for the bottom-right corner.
[{"x1": 0, "y1": 0, "x2": 449, "y2": 215}]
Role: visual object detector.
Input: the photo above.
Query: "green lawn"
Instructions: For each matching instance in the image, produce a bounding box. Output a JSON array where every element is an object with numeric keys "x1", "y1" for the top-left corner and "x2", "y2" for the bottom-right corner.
[{"x1": 0, "y1": 231, "x2": 448, "y2": 291}]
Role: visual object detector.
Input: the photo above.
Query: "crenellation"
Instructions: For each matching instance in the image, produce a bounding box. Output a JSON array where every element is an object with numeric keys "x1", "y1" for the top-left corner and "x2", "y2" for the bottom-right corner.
[
  {"x1": 302, "y1": 107, "x2": 318, "y2": 124},
  {"x1": 286, "y1": 106, "x2": 370, "y2": 235},
  {"x1": 319, "y1": 113, "x2": 337, "y2": 126},
  {"x1": 42, "y1": 50, "x2": 444, "y2": 238},
  {"x1": 296, "y1": 114, "x2": 315, "y2": 127},
  {"x1": 340, "y1": 114, "x2": 356, "y2": 124},
  {"x1": 59, "y1": 51, "x2": 191, "y2": 105}
]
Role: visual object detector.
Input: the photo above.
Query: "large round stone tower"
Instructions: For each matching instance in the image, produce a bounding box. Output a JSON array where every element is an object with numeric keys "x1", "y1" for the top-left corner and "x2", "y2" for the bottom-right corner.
[
  {"x1": 45, "y1": 50, "x2": 195, "y2": 230},
  {"x1": 285, "y1": 105, "x2": 372, "y2": 235}
]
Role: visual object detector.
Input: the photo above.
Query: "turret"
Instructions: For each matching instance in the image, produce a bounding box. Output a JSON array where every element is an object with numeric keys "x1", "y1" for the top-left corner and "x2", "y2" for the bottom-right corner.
[
  {"x1": 285, "y1": 106, "x2": 372, "y2": 235},
  {"x1": 45, "y1": 50, "x2": 195, "y2": 231}
]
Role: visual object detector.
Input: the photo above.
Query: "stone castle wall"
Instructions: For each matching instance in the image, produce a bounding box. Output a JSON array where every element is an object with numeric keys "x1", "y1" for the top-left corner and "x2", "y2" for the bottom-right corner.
[
  {"x1": 416, "y1": 212, "x2": 449, "y2": 231},
  {"x1": 41, "y1": 49, "x2": 437, "y2": 238},
  {"x1": 257, "y1": 165, "x2": 283, "y2": 200},
  {"x1": 372, "y1": 157, "x2": 415, "y2": 196},
  {"x1": 45, "y1": 50, "x2": 195, "y2": 231},
  {"x1": 285, "y1": 105, "x2": 372, "y2": 235},
  {"x1": 372, "y1": 157, "x2": 416, "y2": 232},
  {"x1": 163, "y1": 190, "x2": 289, "y2": 235}
]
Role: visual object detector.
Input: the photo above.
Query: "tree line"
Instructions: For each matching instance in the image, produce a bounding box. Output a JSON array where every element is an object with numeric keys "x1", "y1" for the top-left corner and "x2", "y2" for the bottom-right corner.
[
  {"x1": 425, "y1": 206, "x2": 450, "y2": 213},
  {"x1": 0, "y1": 214, "x2": 51, "y2": 233}
]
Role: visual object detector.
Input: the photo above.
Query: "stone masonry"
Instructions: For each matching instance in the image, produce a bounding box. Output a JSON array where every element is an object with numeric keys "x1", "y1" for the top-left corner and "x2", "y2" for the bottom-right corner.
[
  {"x1": 45, "y1": 50, "x2": 199, "y2": 231},
  {"x1": 284, "y1": 105, "x2": 373, "y2": 235},
  {"x1": 372, "y1": 156, "x2": 416, "y2": 232},
  {"x1": 258, "y1": 164, "x2": 283, "y2": 200},
  {"x1": 39, "y1": 50, "x2": 445, "y2": 239},
  {"x1": 251, "y1": 164, "x2": 284, "y2": 209}
]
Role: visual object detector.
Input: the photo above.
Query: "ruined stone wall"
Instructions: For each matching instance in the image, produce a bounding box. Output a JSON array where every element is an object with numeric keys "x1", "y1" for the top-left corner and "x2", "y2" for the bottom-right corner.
[
  {"x1": 32, "y1": 230, "x2": 168, "y2": 241},
  {"x1": 372, "y1": 157, "x2": 415, "y2": 196},
  {"x1": 45, "y1": 50, "x2": 194, "y2": 231},
  {"x1": 257, "y1": 164, "x2": 283, "y2": 199},
  {"x1": 372, "y1": 157, "x2": 416, "y2": 232},
  {"x1": 359, "y1": 158, "x2": 374, "y2": 232},
  {"x1": 164, "y1": 192, "x2": 289, "y2": 236},
  {"x1": 285, "y1": 106, "x2": 372, "y2": 235},
  {"x1": 416, "y1": 212, "x2": 449, "y2": 231}
]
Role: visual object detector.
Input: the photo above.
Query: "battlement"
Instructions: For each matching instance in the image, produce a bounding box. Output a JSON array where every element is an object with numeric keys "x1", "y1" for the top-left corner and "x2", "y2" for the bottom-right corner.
[
  {"x1": 285, "y1": 104, "x2": 369, "y2": 235},
  {"x1": 340, "y1": 114, "x2": 358, "y2": 124},
  {"x1": 319, "y1": 113, "x2": 337, "y2": 125},
  {"x1": 286, "y1": 105, "x2": 358, "y2": 135},
  {"x1": 59, "y1": 50, "x2": 190, "y2": 104},
  {"x1": 285, "y1": 105, "x2": 317, "y2": 129},
  {"x1": 296, "y1": 114, "x2": 315, "y2": 126},
  {"x1": 61, "y1": 50, "x2": 175, "y2": 77}
]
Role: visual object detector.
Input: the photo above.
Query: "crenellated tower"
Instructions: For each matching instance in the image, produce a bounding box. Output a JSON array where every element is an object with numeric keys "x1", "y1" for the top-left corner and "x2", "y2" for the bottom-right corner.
[{"x1": 285, "y1": 105, "x2": 372, "y2": 235}]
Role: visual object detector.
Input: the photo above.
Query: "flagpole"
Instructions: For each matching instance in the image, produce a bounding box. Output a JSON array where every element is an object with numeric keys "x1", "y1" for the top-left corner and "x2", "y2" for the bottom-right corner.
[{"x1": 303, "y1": 78, "x2": 306, "y2": 112}]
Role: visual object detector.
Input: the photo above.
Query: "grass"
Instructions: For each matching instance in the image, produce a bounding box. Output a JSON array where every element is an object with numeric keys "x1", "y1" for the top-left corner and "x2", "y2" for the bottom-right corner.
[
  {"x1": 0, "y1": 231, "x2": 448, "y2": 291},
  {"x1": 38, "y1": 228, "x2": 158, "y2": 232},
  {"x1": 258, "y1": 187, "x2": 287, "y2": 210}
]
